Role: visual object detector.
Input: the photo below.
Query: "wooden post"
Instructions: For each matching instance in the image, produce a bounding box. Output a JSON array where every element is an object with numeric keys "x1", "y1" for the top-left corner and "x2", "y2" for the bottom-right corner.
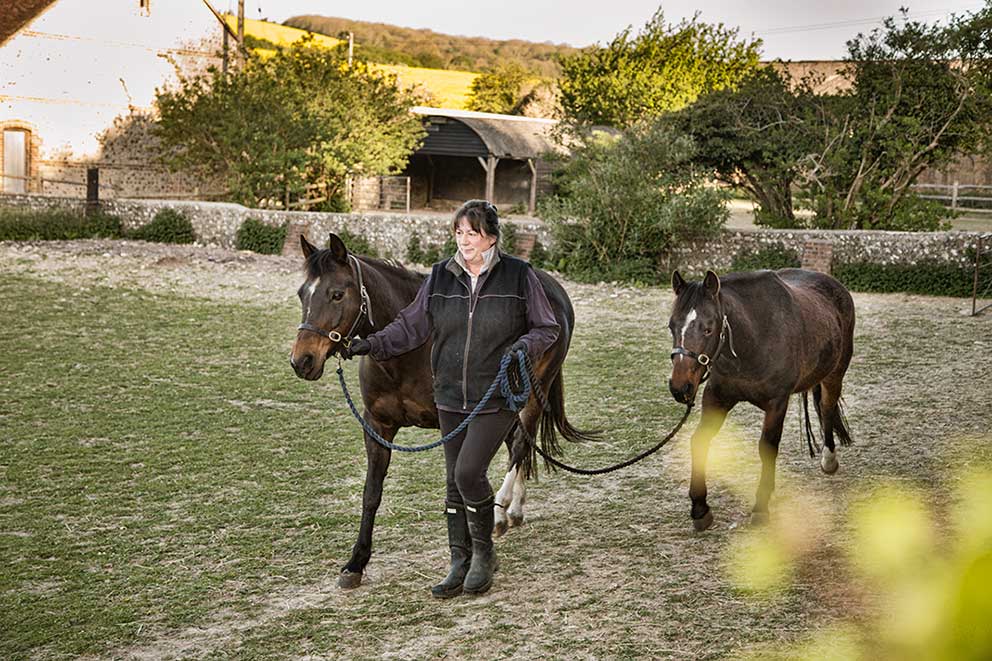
[
  {"x1": 527, "y1": 158, "x2": 537, "y2": 216},
  {"x1": 405, "y1": 176, "x2": 411, "y2": 213},
  {"x1": 426, "y1": 155, "x2": 435, "y2": 207},
  {"x1": 951, "y1": 181, "x2": 959, "y2": 210},
  {"x1": 222, "y1": 25, "x2": 229, "y2": 74},
  {"x1": 86, "y1": 167, "x2": 99, "y2": 215},
  {"x1": 477, "y1": 155, "x2": 498, "y2": 202},
  {"x1": 237, "y1": 0, "x2": 245, "y2": 66}
]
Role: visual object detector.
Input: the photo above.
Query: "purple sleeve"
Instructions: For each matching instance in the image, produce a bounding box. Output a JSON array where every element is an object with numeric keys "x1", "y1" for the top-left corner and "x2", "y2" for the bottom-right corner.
[
  {"x1": 366, "y1": 274, "x2": 432, "y2": 360},
  {"x1": 518, "y1": 268, "x2": 560, "y2": 359}
]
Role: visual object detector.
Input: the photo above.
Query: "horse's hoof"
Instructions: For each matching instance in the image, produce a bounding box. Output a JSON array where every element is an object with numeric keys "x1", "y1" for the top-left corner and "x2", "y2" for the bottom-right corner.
[
  {"x1": 821, "y1": 449, "x2": 839, "y2": 475},
  {"x1": 507, "y1": 511, "x2": 524, "y2": 529},
  {"x1": 692, "y1": 510, "x2": 714, "y2": 532},
  {"x1": 493, "y1": 519, "x2": 508, "y2": 538},
  {"x1": 337, "y1": 571, "x2": 363, "y2": 589},
  {"x1": 749, "y1": 511, "x2": 770, "y2": 527}
]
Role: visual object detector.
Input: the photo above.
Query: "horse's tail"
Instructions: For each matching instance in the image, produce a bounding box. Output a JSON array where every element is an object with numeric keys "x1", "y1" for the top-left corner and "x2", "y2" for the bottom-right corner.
[
  {"x1": 520, "y1": 369, "x2": 600, "y2": 478},
  {"x1": 803, "y1": 385, "x2": 853, "y2": 458}
]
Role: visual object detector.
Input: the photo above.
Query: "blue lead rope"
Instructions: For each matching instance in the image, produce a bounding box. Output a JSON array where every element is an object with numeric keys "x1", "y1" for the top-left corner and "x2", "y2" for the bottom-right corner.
[{"x1": 336, "y1": 349, "x2": 531, "y2": 452}]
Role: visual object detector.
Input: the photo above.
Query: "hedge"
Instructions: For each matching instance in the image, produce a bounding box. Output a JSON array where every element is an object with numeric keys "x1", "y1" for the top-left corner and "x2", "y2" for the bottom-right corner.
[
  {"x1": 126, "y1": 208, "x2": 195, "y2": 244},
  {"x1": 730, "y1": 244, "x2": 801, "y2": 272},
  {"x1": 0, "y1": 208, "x2": 122, "y2": 241},
  {"x1": 833, "y1": 261, "x2": 976, "y2": 298},
  {"x1": 236, "y1": 217, "x2": 287, "y2": 254}
]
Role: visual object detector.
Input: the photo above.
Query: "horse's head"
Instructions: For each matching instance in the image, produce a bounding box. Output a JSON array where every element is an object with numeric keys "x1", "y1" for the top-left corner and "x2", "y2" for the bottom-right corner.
[
  {"x1": 667, "y1": 270, "x2": 723, "y2": 404},
  {"x1": 290, "y1": 233, "x2": 365, "y2": 380}
]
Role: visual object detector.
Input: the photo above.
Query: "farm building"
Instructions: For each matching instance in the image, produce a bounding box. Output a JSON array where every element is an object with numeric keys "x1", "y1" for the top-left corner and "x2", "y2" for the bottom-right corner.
[
  {"x1": 351, "y1": 107, "x2": 561, "y2": 215},
  {"x1": 0, "y1": 0, "x2": 229, "y2": 198}
]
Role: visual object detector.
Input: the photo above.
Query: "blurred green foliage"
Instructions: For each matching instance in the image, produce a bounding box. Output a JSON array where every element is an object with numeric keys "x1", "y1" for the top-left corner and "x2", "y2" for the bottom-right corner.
[
  {"x1": 0, "y1": 208, "x2": 122, "y2": 241},
  {"x1": 126, "y1": 209, "x2": 195, "y2": 244},
  {"x1": 729, "y1": 464, "x2": 992, "y2": 660}
]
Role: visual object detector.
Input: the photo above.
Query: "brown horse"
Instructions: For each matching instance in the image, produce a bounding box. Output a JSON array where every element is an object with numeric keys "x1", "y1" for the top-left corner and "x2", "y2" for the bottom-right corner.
[
  {"x1": 668, "y1": 269, "x2": 855, "y2": 530},
  {"x1": 290, "y1": 233, "x2": 591, "y2": 588}
]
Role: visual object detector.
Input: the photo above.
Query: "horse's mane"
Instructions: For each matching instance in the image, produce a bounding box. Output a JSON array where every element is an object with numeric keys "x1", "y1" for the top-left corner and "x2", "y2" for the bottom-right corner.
[{"x1": 305, "y1": 249, "x2": 426, "y2": 287}]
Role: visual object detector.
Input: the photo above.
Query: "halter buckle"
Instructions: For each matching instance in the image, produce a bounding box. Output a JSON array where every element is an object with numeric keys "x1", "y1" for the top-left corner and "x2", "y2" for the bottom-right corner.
[
  {"x1": 328, "y1": 330, "x2": 342, "y2": 342},
  {"x1": 697, "y1": 353, "x2": 710, "y2": 366}
]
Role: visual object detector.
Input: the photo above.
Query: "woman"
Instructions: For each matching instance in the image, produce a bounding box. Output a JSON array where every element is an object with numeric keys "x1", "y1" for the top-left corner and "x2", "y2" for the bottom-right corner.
[{"x1": 343, "y1": 200, "x2": 560, "y2": 597}]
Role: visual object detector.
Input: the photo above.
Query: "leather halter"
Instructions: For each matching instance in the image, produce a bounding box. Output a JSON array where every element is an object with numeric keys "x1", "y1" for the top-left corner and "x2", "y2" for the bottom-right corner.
[
  {"x1": 297, "y1": 254, "x2": 374, "y2": 348},
  {"x1": 671, "y1": 312, "x2": 738, "y2": 382}
]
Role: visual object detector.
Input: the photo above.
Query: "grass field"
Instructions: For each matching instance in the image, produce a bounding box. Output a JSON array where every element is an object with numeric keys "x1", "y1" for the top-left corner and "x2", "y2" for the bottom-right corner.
[{"x1": 1, "y1": 241, "x2": 990, "y2": 659}]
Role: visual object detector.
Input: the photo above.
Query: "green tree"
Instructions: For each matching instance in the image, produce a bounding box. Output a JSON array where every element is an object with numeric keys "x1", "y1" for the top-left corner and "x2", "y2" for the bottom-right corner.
[
  {"x1": 557, "y1": 10, "x2": 761, "y2": 128},
  {"x1": 540, "y1": 121, "x2": 727, "y2": 282},
  {"x1": 671, "y1": 66, "x2": 815, "y2": 227},
  {"x1": 801, "y1": 6, "x2": 992, "y2": 230},
  {"x1": 466, "y1": 62, "x2": 532, "y2": 114},
  {"x1": 154, "y1": 38, "x2": 425, "y2": 209}
]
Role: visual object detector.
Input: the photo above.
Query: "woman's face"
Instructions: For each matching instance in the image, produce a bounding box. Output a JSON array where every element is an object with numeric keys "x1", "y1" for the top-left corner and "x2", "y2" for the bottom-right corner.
[{"x1": 454, "y1": 217, "x2": 496, "y2": 264}]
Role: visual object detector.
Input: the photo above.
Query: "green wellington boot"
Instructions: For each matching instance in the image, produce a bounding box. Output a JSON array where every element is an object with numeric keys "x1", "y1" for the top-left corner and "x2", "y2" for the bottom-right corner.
[
  {"x1": 431, "y1": 501, "x2": 472, "y2": 599},
  {"x1": 462, "y1": 495, "x2": 498, "y2": 595}
]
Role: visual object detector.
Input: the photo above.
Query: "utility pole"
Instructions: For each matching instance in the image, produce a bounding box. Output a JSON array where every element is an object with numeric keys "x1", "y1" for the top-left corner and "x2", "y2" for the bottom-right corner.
[
  {"x1": 237, "y1": 0, "x2": 245, "y2": 67},
  {"x1": 339, "y1": 31, "x2": 353, "y2": 66}
]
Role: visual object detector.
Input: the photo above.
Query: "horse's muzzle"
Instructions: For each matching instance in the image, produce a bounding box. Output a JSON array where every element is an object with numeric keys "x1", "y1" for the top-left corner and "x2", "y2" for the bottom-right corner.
[
  {"x1": 669, "y1": 378, "x2": 695, "y2": 404},
  {"x1": 290, "y1": 352, "x2": 324, "y2": 381}
]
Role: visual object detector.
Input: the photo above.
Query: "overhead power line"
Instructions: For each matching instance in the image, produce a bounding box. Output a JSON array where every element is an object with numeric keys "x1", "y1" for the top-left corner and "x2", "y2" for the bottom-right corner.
[{"x1": 757, "y1": 5, "x2": 983, "y2": 36}]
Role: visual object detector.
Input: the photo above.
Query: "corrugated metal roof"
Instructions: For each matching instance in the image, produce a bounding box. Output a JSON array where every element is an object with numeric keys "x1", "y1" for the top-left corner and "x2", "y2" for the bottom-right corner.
[{"x1": 412, "y1": 106, "x2": 560, "y2": 160}]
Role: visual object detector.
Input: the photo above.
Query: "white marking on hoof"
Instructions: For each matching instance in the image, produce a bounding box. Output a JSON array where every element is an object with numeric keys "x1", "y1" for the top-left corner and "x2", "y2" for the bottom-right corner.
[
  {"x1": 507, "y1": 467, "x2": 526, "y2": 527},
  {"x1": 821, "y1": 447, "x2": 839, "y2": 475},
  {"x1": 493, "y1": 466, "x2": 516, "y2": 537}
]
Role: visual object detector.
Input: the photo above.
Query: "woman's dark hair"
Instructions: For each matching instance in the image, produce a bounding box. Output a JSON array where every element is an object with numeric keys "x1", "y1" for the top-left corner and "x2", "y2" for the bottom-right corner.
[{"x1": 452, "y1": 199, "x2": 500, "y2": 239}]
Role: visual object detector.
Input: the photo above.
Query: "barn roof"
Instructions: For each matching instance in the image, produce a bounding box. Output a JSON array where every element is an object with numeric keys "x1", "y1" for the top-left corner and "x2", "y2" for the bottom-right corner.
[
  {"x1": 1, "y1": 0, "x2": 58, "y2": 46},
  {"x1": 411, "y1": 106, "x2": 560, "y2": 160}
]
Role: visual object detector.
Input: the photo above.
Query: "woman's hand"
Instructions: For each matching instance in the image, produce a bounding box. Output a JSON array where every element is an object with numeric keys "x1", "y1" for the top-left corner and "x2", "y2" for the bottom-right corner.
[
  {"x1": 340, "y1": 338, "x2": 371, "y2": 360},
  {"x1": 509, "y1": 339, "x2": 528, "y2": 356}
]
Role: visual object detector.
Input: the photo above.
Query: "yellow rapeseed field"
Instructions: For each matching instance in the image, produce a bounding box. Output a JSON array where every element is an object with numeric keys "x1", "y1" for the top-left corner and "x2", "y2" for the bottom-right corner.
[{"x1": 226, "y1": 16, "x2": 477, "y2": 109}]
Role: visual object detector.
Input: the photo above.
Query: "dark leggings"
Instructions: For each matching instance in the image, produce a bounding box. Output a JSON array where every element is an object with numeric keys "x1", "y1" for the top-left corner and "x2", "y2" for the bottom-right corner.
[{"x1": 438, "y1": 409, "x2": 518, "y2": 503}]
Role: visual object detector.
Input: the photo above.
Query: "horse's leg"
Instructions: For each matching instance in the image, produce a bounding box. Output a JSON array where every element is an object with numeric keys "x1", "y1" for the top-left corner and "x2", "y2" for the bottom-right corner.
[
  {"x1": 506, "y1": 400, "x2": 541, "y2": 530},
  {"x1": 339, "y1": 414, "x2": 396, "y2": 589},
  {"x1": 751, "y1": 397, "x2": 789, "y2": 525},
  {"x1": 818, "y1": 377, "x2": 844, "y2": 475},
  {"x1": 494, "y1": 410, "x2": 532, "y2": 538},
  {"x1": 690, "y1": 388, "x2": 732, "y2": 531},
  {"x1": 493, "y1": 458, "x2": 517, "y2": 538}
]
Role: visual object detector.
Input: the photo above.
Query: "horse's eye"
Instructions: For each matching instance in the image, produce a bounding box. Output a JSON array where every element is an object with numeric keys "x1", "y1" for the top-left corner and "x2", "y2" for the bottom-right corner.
[
  {"x1": 703, "y1": 328, "x2": 713, "y2": 336},
  {"x1": 331, "y1": 291, "x2": 344, "y2": 301}
]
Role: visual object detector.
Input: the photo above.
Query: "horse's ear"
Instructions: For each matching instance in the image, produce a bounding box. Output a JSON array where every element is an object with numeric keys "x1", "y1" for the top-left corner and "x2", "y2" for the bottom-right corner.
[
  {"x1": 327, "y1": 233, "x2": 349, "y2": 264},
  {"x1": 300, "y1": 234, "x2": 316, "y2": 259},
  {"x1": 703, "y1": 270, "x2": 721, "y2": 298},
  {"x1": 672, "y1": 270, "x2": 686, "y2": 296}
]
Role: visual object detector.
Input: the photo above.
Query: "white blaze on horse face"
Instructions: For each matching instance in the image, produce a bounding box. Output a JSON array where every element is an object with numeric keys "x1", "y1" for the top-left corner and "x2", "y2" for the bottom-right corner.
[
  {"x1": 678, "y1": 309, "x2": 697, "y2": 360},
  {"x1": 305, "y1": 278, "x2": 320, "y2": 318}
]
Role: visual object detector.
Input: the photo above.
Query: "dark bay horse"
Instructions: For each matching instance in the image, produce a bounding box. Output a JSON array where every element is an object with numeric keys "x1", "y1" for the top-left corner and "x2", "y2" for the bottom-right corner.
[
  {"x1": 668, "y1": 269, "x2": 855, "y2": 530},
  {"x1": 290, "y1": 233, "x2": 590, "y2": 588}
]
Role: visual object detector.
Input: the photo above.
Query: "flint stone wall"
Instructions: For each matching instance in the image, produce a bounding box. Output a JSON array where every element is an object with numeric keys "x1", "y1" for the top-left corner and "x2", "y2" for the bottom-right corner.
[{"x1": 1, "y1": 195, "x2": 986, "y2": 270}]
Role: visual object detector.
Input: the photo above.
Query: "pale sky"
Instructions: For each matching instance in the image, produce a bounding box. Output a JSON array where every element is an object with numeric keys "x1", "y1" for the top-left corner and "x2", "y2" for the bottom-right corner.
[{"x1": 228, "y1": 0, "x2": 985, "y2": 60}]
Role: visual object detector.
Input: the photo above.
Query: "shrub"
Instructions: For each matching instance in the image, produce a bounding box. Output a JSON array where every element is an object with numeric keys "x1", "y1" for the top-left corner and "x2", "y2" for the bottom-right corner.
[
  {"x1": 541, "y1": 121, "x2": 727, "y2": 284},
  {"x1": 406, "y1": 232, "x2": 455, "y2": 266},
  {"x1": 731, "y1": 244, "x2": 801, "y2": 272},
  {"x1": 0, "y1": 207, "x2": 122, "y2": 241},
  {"x1": 499, "y1": 222, "x2": 519, "y2": 255},
  {"x1": 834, "y1": 260, "x2": 976, "y2": 298},
  {"x1": 529, "y1": 240, "x2": 550, "y2": 269},
  {"x1": 126, "y1": 208, "x2": 195, "y2": 244},
  {"x1": 336, "y1": 228, "x2": 378, "y2": 257},
  {"x1": 236, "y1": 217, "x2": 287, "y2": 254}
]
